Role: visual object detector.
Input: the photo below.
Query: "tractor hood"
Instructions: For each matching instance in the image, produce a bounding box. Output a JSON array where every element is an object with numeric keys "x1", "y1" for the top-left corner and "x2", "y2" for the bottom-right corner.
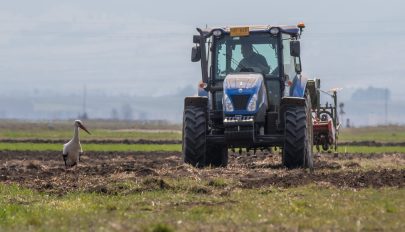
[
  {"x1": 224, "y1": 73, "x2": 262, "y2": 91},
  {"x1": 223, "y1": 73, "x2": 267, "y2": 115}
]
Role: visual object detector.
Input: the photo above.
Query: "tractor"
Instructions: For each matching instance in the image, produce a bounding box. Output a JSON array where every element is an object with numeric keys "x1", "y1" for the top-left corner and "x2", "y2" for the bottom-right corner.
[{"x1": 182, "y1": 23, "x2": 339, "y2": 169}]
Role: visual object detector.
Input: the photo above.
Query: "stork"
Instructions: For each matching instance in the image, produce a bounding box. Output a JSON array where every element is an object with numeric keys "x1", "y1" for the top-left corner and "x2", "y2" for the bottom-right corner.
[{"x1": 62, "y1": 120, "x2": 91, "y2": 168}]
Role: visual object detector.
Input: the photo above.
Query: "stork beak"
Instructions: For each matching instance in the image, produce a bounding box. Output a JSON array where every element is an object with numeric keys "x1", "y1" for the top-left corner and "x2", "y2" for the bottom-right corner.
[{"x1": 79, "y1": 124, "x2": 91, "y2": 135}]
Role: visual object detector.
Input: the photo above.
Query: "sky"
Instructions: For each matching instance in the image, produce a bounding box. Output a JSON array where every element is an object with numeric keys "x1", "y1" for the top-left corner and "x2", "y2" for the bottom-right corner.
[{"x1": 0, "y1": 0, "x2": 404, "y2": 99}]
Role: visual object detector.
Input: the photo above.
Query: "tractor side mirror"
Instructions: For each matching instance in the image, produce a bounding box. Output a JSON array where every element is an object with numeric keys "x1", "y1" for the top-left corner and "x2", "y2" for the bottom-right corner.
[
  {"x1": 191, "y1": 45, "x2": 201, "y2": 62},
  {"x1": 193, "y1": 35, "x2": 201, "y2": 44},
  {"x1": 290, "y1": 41, "x2": 300, "y2": 57}
]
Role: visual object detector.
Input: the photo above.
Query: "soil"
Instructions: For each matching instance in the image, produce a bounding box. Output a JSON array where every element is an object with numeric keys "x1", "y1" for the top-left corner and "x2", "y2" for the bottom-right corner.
[{"x1": 0, "y1": 150, "x2": 404, "y2": 195}]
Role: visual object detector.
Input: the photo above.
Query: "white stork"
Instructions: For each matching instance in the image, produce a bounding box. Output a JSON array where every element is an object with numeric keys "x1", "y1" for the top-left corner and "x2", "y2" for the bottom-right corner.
[{"x1": 62, "y1": 120, "x2": 91, "y2": 168}]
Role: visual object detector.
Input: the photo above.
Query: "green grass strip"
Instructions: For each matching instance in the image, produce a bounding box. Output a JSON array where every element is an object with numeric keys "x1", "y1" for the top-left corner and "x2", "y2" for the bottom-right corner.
[
  {"x1": 0, "y1": 129, "x2": 181, "y2": 141},
  {"x1": 0, "y1": 143, "x2": 181, "y2": 152},
  {"x1": 339, "y1": 127, "x2": 405, "y2": 143},
  {"x1": 1, "y1": 143, "x2": 405, "y2": 153},
  {"x1": 337, "y1": 146, "x2": 405, "y2": 153}
]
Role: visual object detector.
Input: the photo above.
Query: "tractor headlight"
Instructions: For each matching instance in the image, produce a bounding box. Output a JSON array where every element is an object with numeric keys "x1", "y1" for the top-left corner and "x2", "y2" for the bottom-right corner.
[
  {"x1": 247, "y1": 94, "x2": 258, "y2": 112},
  {"x1": 223, "y1": 94, "x2": 234, "y2": 112}
]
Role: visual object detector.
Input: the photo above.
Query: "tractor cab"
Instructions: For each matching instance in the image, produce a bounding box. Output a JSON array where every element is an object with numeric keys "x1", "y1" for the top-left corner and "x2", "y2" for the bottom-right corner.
[{"x1": 192, "y1": 25, "x2": 304, "y2": 105}]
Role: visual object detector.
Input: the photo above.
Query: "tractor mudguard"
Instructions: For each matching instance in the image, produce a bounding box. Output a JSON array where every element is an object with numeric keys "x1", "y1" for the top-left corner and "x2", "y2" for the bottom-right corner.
[
  {"x1": 184, "y1": 96, "x2": 208, "y2": 109},
  {"x1": 290, "y1": 75, "x2": 307, "y2": 98},
  {"x1": 290, "y1": 75, "x2": 317, "y2": 108}
]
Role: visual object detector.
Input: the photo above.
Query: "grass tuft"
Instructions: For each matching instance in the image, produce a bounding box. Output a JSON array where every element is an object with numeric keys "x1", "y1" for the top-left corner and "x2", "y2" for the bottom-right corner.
[
  {"x1": 150, "y1": 223, "x2": 174, "y2": 232},
  {"x1": 207, "y1": 178, "x2": 228, "y2": 188},
  {"x1": 142, "y1": 178, "x2": 171, "y2": 191},
  {"x1": 188, "y1": 185, "x2": 210, "y2": 194}
]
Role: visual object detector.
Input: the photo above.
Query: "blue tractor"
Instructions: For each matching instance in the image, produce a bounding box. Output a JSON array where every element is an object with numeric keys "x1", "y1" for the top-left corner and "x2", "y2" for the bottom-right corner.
[{"x1": 183, "y1": 23, "x2": 319, "y2": 168}]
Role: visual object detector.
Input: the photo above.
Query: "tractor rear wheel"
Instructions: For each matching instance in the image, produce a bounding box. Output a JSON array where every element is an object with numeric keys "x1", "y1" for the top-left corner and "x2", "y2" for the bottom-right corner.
[
  {"x1": 182, "y1": 106, "x2": 207, "y2": 168},
  {"x1": 283, "y1": 95, "x2": 313, "y2": 169},
  {"x1": 206, "y1": 145, "x2": 228, "y2": 167}
]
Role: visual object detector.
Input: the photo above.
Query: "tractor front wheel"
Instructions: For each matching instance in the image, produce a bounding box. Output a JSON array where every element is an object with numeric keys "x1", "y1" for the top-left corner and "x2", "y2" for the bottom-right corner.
[
  {"x1": 283, "y1": 95, "x2": 314, "y2": 169},
  {"x1": 182, "y1": 106, "x2": 207, "y2": 168}
]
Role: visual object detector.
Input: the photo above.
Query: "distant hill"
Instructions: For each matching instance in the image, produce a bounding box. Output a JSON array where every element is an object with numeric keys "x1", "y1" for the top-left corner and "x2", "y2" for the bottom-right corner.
[
  {"x1": 0, "y1": 85, "x2": 197, "y2": 123},
  {"x1": 1, "y1": 85, "x2": 404, "y2": 126},
  {"x1": 350, "y1": 87, "x2": 390, "y2": 102}
]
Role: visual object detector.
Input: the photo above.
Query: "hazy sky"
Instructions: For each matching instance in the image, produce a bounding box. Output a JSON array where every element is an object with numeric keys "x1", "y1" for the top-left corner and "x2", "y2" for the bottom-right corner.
[{"x1": 0, "y1": 0, "x2": 404, "y2": 99}]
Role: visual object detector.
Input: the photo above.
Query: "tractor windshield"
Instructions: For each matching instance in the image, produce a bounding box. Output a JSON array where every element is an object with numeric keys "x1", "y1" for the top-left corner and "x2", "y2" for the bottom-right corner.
[{"x1": 214, "y1": 33, "x2": 279, "y2": 80}]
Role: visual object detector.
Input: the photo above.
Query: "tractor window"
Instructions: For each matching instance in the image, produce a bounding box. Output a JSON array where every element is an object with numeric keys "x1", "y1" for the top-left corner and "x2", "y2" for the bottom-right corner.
[
  {"x1": 282, "y1": 34, "x2": 296, "y2": 81},
  {"x1": 214, "y1": 33, "x2": 279, "y2": 80},
  {"x1": 216, "y1": 42, "x2": 227, "y2": 78}
]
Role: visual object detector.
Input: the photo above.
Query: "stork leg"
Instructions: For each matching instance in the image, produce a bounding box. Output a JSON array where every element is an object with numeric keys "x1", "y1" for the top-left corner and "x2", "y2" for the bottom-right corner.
[
  {"x1": 62, "y1": 154, "x2": 68, "y2": 168},
  {"x1": 79, "y1": 152, "x2": 83, "y2": 162}
]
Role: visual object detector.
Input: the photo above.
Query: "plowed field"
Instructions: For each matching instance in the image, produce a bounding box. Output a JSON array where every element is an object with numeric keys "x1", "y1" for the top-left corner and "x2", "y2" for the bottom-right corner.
[{"x1": 1, "y1": 150, "x2": 403, "y2": 195}]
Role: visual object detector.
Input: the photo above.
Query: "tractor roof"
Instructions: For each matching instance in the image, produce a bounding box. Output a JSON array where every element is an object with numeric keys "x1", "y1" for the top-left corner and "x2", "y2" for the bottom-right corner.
[{"x1": 201, "y1": 25, "x2": 301, "y2": 36}]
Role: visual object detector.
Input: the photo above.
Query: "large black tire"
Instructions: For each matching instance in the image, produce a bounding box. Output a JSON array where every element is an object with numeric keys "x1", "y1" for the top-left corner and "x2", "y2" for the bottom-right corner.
[
  {"x1": 182, "y1": 106, "x2": 207, "y2": 168},
  {"x1": 206, "y1": 145, "x2": 228, "y2": 167},
  {"x1": 283, "y1": 95, "x2": 313, "y2": 169}
]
